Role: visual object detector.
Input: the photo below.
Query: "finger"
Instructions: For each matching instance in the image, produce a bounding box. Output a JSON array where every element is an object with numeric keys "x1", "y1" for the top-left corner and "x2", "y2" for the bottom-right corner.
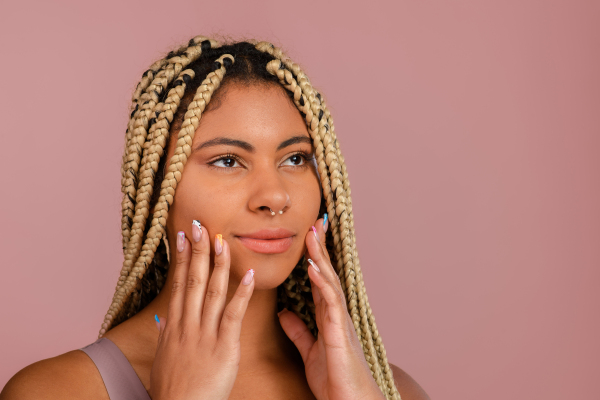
[
  {"x1": 306, "y1": 226, "x2": 342, "y2": 292},
  {"x1": 201, "y1": 235, "x2": 231, "y2": 334},
  {"x1": 181, "y1": 220, "x2": 211, "y2": 327},
  {"x1": 311, "y1": 221, "x2": 330, "y2": 259},
  {"x1": 166, "y1": 231, "x2": 191, "y2": 326},
  {"x1": 311, "y1": 279, "x2": 323, "y2": 307},
  {"x1": 307, "y1": 259, "x2": 348, "y2": 326},
  {"x1": 277, "y1": 309, "x2": 316, "y2": 363},
  {"x1": 309, "y1": 283, "x2": 326, "y2": 333},
  {"x1": 218, "y1": 269, "x2": 255, "y2": 345},
  {"x1": 308, "y1": 262, "x2": 326, "y2": 328}
]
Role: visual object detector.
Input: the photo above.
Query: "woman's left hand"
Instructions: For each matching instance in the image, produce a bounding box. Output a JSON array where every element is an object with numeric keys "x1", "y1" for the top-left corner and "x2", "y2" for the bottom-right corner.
[{"x1": 277, "y1": 218, "x2": 386, "y2": 400}]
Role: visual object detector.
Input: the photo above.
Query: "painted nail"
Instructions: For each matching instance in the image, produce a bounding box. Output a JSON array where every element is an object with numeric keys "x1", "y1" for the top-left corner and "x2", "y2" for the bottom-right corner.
[
  {"x1": 215, "y1": 234, "x2": 223, "y2": 255},
  {"x1": 323, "y1": 213, "x2": 329, "y2": 233},
  {"x1": 154, "y1": 314, "x2": 160, "y2": 331},
  {"x1": 307, "y1": 258, "x2": 320, "y2": 272},
  {"x1": 311, "y1": 226, "x2": 319, "y2": 241},
  {"x1": 242, "y1": 269, "x2": 255, "y2": 285},
  {"x1": 177, "y1": 231, "x2": 185, "y2": 252},
  {"x1": 192, "y1": 220, "x2": 202, "y2": 242}
]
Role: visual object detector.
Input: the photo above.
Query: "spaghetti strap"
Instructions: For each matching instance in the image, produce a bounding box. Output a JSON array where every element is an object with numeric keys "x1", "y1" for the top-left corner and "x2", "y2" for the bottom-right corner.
[{"x1": 80, "y1": 337, "x2": 151, "y2": 400}]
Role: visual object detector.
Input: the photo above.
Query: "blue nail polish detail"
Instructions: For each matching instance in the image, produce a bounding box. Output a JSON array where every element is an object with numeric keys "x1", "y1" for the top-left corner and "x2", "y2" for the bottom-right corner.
[
  {"x1": 154, "y1": 314, "x2": 160, "y2": 323},
  {"x1": 323, "y1": 213, "x2": 328, "y2": 226}
]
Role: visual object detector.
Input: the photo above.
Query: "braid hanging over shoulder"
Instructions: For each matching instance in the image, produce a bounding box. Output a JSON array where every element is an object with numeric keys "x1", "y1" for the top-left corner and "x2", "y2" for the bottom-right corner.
[{"x1": 100, "y1": 36, "x2": 401, "y2": 400}]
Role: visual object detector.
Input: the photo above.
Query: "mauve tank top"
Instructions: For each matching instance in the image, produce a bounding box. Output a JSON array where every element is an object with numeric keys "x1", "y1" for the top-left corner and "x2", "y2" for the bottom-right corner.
[{"x1": 79, "y1": 338, "x2": 151, "y2": 400}]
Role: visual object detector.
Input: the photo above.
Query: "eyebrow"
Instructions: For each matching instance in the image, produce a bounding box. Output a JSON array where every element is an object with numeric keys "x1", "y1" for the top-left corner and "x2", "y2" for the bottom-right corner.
[
  {"x1": 276, "y1": 136, "x2": 312, "y2": 150},
  {"x1": 193, "y1": 135, "x2": 313, "y2": 153},
  {"x1": 194, "y1": 137, "x2": 254, "y2": 152}
]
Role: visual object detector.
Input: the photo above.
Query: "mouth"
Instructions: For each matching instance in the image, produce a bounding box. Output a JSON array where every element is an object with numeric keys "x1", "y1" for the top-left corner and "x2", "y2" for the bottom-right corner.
[{"x1": 235, "y1": 228, "x2": 295, "y2": 254}]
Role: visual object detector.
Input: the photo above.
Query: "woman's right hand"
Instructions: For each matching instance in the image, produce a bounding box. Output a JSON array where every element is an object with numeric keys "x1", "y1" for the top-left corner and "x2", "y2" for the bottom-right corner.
[{"x1": 149, "y1": 221, "x2": 256, "y2": 400}]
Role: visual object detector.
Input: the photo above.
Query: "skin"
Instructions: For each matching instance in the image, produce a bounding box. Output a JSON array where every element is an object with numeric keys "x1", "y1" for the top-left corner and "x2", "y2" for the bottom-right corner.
[{"x1": 0, "y1": 83, "x2": 430, "y2": 400}]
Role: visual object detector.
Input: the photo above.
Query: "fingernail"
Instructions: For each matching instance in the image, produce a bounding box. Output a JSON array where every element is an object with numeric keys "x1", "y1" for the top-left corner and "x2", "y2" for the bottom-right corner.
[
  {"x1": 307, "y1": 258, "x2": 320, "y2": 272},
  {"x1": 215, "y1": 234, "x2": 223, "y2": 255},
  {"x1": 177, "y1": 231, "x2": 185, "y2": 252},
  {"x1": 277, "y1": 309, "x2": 287, "y2": 317},
  {"x1": 192, "y1": 220, "x2": 202, "y2": 242},
  {"x1": 311, "y1": 226, "x2": 319, "y2": 241},
  {"x1": 242, "y1": 268, "x2": 255, "y2": 285},
  {"x1": 154, "y1": 314, "x2": 160, "y2": 331},
  {"x1": 323, "y1": 213, "x2": 329, "y2": 233}
]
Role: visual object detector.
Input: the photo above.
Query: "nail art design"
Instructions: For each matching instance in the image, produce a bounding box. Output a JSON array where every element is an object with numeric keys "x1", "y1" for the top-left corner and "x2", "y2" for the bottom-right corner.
[
  {"x1": 215, "y1": 234, "x2": 223, "y2": 255},
  {"x1": 323, "y1": 213, "x2": 329, "y2": 233},
  {"x1": 307, "y1": 258, "x2": 320, "y2": 272},
  {"x1": 242, "y1": 268, "x2": 255, "y2": 285},
  {"x1": 192, "y1": 220, "x2": 202, "y2": 242},
  {"x1": 154, "y1": 314, "x2": 160, "y2": 323},
  {"x1": 311, "y1": 226, "x2": 319, "y2": 241},
  {"x1": 177, "y1": 231, "x2": 185, "y2": 252}
]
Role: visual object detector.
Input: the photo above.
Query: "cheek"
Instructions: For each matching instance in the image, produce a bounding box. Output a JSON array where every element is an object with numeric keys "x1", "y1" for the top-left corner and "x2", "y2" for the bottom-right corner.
[
  {"x1": 167, "y1": 169, "x2": 244, "y2": 240},
  {"x1": 292, "y1": 175, "x2": 322, "y2": 224}
]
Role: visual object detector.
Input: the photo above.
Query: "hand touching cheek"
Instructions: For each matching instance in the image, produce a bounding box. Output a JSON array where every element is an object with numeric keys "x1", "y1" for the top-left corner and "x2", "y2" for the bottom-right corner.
[{"x1": 277, "y1": 218, "x2": 386, "y2": 400}]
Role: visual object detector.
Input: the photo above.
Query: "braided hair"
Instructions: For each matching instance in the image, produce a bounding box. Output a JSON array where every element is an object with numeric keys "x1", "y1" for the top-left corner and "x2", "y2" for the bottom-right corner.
[{"x1": 100, "y1": 36, "x2": 401, "y2": 400}]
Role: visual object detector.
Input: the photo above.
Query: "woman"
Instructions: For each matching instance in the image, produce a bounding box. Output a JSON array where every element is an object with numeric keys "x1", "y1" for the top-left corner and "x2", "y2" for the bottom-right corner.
[{"x1": 1, "y1": 36, "x2": 429, "y2": 400}]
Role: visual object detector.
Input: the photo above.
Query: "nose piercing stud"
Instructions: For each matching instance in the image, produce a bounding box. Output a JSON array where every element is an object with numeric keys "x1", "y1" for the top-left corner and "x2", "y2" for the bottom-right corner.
[{"x1": 269, "y1": 208, "x2": 284, "y2": 215}]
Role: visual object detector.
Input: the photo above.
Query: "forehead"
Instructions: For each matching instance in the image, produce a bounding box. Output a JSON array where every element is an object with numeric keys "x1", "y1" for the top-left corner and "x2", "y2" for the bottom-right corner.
[{"x1": 192, "y1": 83, "x2": 309, "y2": 146}]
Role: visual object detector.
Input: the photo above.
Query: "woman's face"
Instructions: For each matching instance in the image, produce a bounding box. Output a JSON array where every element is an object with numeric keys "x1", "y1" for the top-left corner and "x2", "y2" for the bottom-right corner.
[{"x1": 165, "y1": 82, "x2": 321, "y2": 289}]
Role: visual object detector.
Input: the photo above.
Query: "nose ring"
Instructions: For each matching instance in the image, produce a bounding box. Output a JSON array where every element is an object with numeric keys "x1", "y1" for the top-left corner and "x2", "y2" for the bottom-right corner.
[{"x1": 269, "y1": 208, "x2": 284, "y2": 216}]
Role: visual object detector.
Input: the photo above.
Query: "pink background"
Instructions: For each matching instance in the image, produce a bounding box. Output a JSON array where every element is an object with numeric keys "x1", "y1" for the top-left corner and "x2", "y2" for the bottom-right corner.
[{"x1": 1, "y1": 0, "x2": 598, "y2": 398}]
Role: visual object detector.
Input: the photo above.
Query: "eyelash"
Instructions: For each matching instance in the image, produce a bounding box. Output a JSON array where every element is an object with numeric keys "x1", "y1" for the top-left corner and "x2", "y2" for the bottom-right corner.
[
  {"x1": 287, "y1": 151, "x2": 315, "y2": 168},
  {"x1": 207, "y1": 151, "x2": 314, "y2": 171},
  {"x1": 207, "y1": 153, "x2": 241, "y2": 170}
]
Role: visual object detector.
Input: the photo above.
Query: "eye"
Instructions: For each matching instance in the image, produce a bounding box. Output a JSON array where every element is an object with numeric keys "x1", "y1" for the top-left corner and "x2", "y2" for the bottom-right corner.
[
  {"x1": 210, "y1": 156, "x2": 241, "y2": 168},
  {"x1": 281, "y1": 153, "x2": 308, "y2": 167}
]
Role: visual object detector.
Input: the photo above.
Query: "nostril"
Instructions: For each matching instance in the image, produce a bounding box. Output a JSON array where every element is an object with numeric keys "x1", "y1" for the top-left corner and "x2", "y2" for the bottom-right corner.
[{"x1": 259, "y1": 206, "x2": 274, "y2": 215}]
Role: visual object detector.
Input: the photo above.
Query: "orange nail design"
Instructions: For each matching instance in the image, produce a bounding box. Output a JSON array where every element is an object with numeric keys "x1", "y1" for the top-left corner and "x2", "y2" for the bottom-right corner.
[{"x1": 215, "y1": 234, "x2": 223, "y2": 255}]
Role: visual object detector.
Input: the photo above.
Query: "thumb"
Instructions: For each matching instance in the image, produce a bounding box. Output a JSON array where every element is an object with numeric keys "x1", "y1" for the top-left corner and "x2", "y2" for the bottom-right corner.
[{"x1": 277, "y1": 309, "x2": 316, "y2": 363}]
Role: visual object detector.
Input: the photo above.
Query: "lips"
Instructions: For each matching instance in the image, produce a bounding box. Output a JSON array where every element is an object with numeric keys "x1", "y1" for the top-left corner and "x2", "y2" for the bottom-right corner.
[{"x1": 236, "y1": 228, "x2": 295, "y2": 254}]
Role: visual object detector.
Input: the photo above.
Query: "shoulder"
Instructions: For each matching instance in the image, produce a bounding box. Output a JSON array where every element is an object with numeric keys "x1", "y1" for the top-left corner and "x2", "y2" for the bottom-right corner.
[
  {"x1": 389, "y1": 363, "x2": 431, "y2": 400},
  {"x1": 0, "y1": 348, "x2": 109, "y2": 400}
]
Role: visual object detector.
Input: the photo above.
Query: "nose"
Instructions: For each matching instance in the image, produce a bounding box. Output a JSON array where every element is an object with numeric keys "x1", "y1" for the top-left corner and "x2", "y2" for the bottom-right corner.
[{"x1": 247, "y1": 168, "x2": 290, "y2": 216}]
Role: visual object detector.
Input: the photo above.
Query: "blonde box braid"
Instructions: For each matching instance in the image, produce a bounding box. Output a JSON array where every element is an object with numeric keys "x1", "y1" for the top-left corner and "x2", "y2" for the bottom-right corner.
[
  {"x1": 100, "y1": 38, "x2": 400, "y2": 400},
  {"x1": 122, "y1": 67, "x2": 196, "y2": 312},
  {"x1": 118, "y1": 37, "x2": 221, "y2": 301},
  {"x1": 120, "y1": 37, "x2": 219, "y2": 252}
]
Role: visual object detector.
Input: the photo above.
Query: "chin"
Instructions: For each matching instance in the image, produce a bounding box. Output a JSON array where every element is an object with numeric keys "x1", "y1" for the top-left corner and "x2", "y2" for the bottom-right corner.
[{"x1": 230, "y1": 250, "x2": 301, "y2": 290}]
